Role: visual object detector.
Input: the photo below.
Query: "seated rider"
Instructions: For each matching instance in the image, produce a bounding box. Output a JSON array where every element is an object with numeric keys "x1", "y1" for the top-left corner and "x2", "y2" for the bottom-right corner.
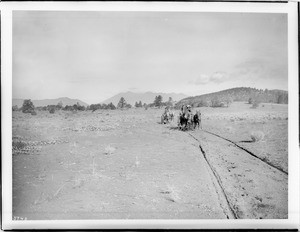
[
  {"x1": 181, "y1": 105, "x2": 188, "y2": 117},
  {"x1": 164, "y1": 106, "x2": 170, "y2": 117},
  {"x1": 186, "y1": 105, "x2": 192, "y2": 119}
]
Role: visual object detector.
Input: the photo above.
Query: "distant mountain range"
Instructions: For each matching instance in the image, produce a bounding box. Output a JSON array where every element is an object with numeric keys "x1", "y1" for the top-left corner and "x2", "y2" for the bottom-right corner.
[
  {"x1": 176, "y1": 87, "x2": 288, "y2": 107},
  {"x1": 101, "y1": 91, "x2": 188, "y2": 106},
  {"x1": 12, "y1": 97, "x2": 88, "y2": 108}
]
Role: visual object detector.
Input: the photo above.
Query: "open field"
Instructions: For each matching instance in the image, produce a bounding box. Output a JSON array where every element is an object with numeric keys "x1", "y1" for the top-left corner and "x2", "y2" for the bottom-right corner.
[{"x1": 12, "y1": 102, "x2": 288, "y2": 220}]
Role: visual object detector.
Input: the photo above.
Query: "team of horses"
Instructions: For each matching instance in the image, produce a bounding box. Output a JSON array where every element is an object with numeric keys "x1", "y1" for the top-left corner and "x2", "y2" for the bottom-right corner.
[
  {"x1": 161, "y1": 106, "x2": 202, "y2": 131},
  {"x1": 178, "y1": 110, "x2": 201, "y2": 131}
]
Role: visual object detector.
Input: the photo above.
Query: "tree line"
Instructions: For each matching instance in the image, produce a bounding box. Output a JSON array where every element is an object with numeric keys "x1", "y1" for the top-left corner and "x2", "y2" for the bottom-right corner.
[
  {"x1": 13, "y1": 100, "x2": 89, "y2": 114},
  {"x1": 13, "y1": 95, "x2": 174, "y2": 114}
]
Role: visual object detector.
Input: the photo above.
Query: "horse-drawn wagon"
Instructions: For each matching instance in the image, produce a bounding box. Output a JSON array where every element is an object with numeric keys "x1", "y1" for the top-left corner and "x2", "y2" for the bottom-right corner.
[{"x1": 161, "y1": 106, "x2": 174, "y2": 124}]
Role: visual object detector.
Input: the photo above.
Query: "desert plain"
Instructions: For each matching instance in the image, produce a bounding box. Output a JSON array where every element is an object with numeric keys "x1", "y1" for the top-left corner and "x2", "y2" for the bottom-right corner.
[{"x1": 12, "y1": 101, "x2": 288, "y2": 220}]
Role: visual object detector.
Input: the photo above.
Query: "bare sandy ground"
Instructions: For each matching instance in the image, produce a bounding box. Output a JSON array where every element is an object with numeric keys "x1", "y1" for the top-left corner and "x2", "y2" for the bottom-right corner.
[{"x1": 12, "y1": 102, "x2": 288, "y2": 220}]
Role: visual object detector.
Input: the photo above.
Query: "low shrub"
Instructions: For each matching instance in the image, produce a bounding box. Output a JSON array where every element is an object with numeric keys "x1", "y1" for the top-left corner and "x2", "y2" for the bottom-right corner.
[
  {"x1": 211, "y1": 98, "x2": 225, "y2": 108},
  {"x1": 197, "y1": 100, "x2": 209, "y2": 107},
  {"x1": 49, "y1": 108, "x2": 55, "y2": 114},
  {"x1": 251, "y1": 100, "x2": 260, "y2": 109},
  {"x1": 104, "y1": 144, "x2": 116, "y2": 155},
  {"x1": 31, "y1": 111, "x2": 37, "y2": 116},
  {"x1": 12, "y1": 140, "x2": 27, "y2": 150},
  {"x1": 12, "y1": 105, "x2": 19, "y2": 111},
  {"x1": 250, "y1": 131, "x2": 265, "y2": 142}
]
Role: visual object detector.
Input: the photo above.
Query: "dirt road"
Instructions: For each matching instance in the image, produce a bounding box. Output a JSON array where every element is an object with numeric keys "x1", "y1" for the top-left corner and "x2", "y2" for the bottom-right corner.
[{"x1": 188, "y1": 130, "x2": 287, "y2": 219}]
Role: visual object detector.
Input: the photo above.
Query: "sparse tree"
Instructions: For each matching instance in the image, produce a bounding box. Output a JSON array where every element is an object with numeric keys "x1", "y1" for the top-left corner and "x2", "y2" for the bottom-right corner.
[
  {"x1": 225, "y1": 97, "x2": 233, "y2": 107},
  {"x1": 277, "y1": 94, "x2": 283, "y2": 104},
  {"x1": 49, "y1": 107, "x2": 55, "y2": 114},
  {"x1": 154, "y1": 95, "x2": 163, "y2": 108},
  {"x1": 63, "y1": 105, "x2": 72, "y2": 111},
  {"x1": 57, "y1": 101, "x2": 63, "y2": 109},
  {"x1": 197, "y1": 99, "x2": 208, "y2": 107},
  {"x1": 107, "y1": 102, "x2": 116, "y2": 110},
  {"x1": 73, "y1": 102, "x2": 85, "y2": 111},
  {"x1": 251, "y1": 99, "x2": 260, "y2": 109},
  {"x1": 47, "y1": 105, "x2": 56, "y2": 113},
  {"x1": 211, "y1": 97, "x2": 223, "y2": 108},
  {"x1": 117, "y1": 97, "x2": 127, "y2": 109},
  {"x1": 73, "y1": 104, "x2": 78, "y2": 111},
  {"x1": 89, "y1": 105, "x2": 95, "y2": 111},
  {"x1": 277, "y1": 93, "x2": 288, "y2": 104},
  {"x1": 248, "y1": 97, "x2": 253, "y2": 104},
  {"x1": 22, "y1": 99, "x2": 35, "y2": 113},
  {"x1": 12, "y1": 105, "x2": 18, "y2": 111},
  {"x1": 76, "y1": 102, "x2": 85, "y2": 111},
  {"x1": 138, "y1": 100, "x2": 142, "y2": 107},
  {"x1": 89, "y1": 104, "x2": 101, "y2": 112},
  {"x1": 135, "y1": 101, "x2": 143, "y2": 108}
]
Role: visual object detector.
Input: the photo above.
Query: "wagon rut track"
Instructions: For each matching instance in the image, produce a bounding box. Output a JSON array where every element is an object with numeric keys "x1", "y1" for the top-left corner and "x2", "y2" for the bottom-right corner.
[
  {"x1": 202, "y1": 130, "x2": 288, "y2": 175},
  {"x1": 187, "y1": 132, "x2": 237, "y2": 219},
  {"x1": 185, "y1": 128, "x2": 288, "y2": 219}
]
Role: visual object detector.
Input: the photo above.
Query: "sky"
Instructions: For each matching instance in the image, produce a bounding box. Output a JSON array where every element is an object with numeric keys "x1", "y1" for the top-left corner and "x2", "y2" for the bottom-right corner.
[{"x1": 13, "y1": 11, "x2": 288, "y2": 104}]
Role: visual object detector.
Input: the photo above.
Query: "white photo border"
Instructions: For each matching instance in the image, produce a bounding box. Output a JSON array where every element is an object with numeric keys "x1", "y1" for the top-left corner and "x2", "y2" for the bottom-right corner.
[{"x1": 1, "y1": 1, "x2": 299, "y2": 230}]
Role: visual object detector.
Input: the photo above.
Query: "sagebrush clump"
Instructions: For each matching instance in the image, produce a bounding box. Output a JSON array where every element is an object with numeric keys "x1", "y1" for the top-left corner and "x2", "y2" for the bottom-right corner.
[
  {"x1": 105, "y1": 144, "x2": 116, "y2": 155},
  {"x1": 250, "y1": 131, "x2": 265, "y2": 142},
  {"x1": 12, "y1": 140, "x2": 27, "y2": 150},
  {"x1": 251, "y1": 100, "x2": 260, "y2": 109}
]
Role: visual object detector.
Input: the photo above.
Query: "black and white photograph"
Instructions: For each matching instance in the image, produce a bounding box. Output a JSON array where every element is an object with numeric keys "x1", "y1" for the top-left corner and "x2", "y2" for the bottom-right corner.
[{"x1": 1, "y1": 1, "x2": 299, "y2": 230}]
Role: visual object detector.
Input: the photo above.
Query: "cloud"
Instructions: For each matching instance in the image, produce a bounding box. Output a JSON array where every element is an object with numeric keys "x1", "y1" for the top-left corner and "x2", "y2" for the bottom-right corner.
[
  {"x1": 191, "y1": 72, "x2": 229, "y2": 85},
  {"x1": 192, "y1": 74, "x2": 210, "y2": 85},
  {"x1": 210, "y1": 72, "x2": 229, "y2": 83}
]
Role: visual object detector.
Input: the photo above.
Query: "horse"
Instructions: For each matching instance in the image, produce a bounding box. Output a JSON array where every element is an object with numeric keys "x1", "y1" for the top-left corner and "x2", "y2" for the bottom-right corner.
[
  {"x1": 193, "y1": 111, "x2": 202, "y2": 129},
  {"x1": 178, "y1": 112, "x2": 193, "y2": 130}
]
